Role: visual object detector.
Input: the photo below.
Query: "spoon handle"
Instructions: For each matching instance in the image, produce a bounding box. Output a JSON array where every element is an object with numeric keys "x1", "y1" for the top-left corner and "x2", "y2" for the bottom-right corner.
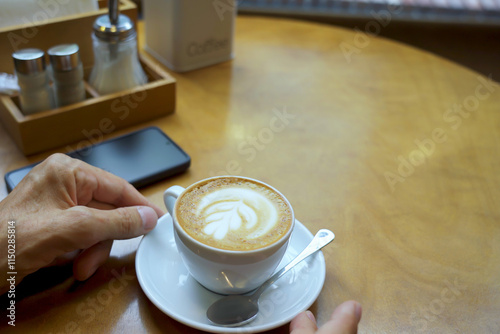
[{"x1": 252, "y1": 229, "x2": 335, "y2": 299}]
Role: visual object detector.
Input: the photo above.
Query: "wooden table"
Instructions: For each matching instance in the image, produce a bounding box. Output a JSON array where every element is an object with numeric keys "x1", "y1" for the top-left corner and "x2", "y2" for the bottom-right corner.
[{"x1": 1, "y1": 15, "x2": 499, "y2": 333}]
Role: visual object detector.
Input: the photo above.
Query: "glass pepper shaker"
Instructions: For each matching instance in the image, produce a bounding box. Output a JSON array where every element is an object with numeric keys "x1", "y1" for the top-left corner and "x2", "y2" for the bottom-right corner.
[
  {"x1": 88, "y1": 0, "x2": 147, "y2": 95},
  {"x1": 48, "y1": 44, "x2": 86, "y2": 107},
  {"x1": 12, "y1": 48, "x2": 54, "y2": 115}
]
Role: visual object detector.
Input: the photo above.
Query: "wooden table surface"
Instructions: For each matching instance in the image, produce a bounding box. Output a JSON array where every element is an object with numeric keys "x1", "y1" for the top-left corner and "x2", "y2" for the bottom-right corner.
[{"x1": 1, "y1": 15, "x2": 499, "y2": 333}]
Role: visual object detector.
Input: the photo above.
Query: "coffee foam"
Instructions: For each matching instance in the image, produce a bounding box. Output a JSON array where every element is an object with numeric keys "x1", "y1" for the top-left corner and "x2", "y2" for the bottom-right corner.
[{"x1": 177, "y1": 178, "x2": 293, "y2": 251}]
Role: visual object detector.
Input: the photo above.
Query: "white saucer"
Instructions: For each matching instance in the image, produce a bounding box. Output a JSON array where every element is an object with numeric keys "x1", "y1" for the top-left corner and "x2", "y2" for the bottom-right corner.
[{"x1": 136, "y1": 214, "x2": 326, "y2": 333}]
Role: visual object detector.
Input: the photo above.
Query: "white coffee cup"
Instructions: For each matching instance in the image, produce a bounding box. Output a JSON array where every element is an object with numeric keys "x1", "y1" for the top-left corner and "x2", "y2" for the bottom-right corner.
[{"x1": 164, "y1": 176, "x2": 295, "y2": 295}]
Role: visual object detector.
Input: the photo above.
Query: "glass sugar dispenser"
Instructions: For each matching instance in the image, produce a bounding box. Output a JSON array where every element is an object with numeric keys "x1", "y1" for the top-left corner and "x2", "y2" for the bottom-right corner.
[{"x1": 89, "y1": 0, "x2": 147, "y2": 95}]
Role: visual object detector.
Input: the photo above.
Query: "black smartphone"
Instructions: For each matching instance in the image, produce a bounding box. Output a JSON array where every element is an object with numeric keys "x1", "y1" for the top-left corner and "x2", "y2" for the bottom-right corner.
[{"x1": 4, "y1": 126, "x2": 191, "y2": 192}]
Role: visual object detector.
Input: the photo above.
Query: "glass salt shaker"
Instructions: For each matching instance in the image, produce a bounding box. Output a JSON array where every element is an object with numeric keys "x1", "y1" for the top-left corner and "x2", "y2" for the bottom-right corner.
[
  {"x1": 12, "y1": 48, "x2": 54, "y2": 115},
  {"x1": 88, "y1": 0, "x2": 147, "y2": 95},
  {"x1": 48, "y1": 44, "x2": 86, "y2": 107}
]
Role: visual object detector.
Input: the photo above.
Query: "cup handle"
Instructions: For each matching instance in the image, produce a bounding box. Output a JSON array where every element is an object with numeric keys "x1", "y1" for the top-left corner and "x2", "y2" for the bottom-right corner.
[{"x1": 163, "y1": 185, "x2": 185, "y2": 216}]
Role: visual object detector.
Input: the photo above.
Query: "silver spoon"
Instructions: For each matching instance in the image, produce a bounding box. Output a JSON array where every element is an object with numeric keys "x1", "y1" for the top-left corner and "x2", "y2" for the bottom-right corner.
[{"x1": 206, "y1": 229, "x2": 335, "y2": 327}]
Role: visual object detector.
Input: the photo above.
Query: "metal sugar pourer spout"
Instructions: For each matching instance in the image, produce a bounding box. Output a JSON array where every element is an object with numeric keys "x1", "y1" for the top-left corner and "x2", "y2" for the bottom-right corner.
[
  {"x1": 107, "y1": 0, "x2": 119, "y2": 59},
  {"x1": 93, "y1": 0, "x2": 136, "y2": 59},
  {"x1": 109, "y1": 0, "x2": 119, "y2": 25}
]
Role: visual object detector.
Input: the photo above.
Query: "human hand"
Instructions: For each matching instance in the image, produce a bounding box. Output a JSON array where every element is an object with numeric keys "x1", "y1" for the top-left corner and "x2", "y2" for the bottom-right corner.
[
  {"x1": 0, "y1": 153, "x2": 164, "y2": 294},
  {"x1": 290, "y1": 301, "x2": 362, "y2": 334}
]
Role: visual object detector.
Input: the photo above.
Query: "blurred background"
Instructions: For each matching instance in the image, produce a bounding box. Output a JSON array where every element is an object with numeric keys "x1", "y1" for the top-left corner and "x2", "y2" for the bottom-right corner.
[{"x1": 133, "y1": 0, "x2": 500, "y2": 81}]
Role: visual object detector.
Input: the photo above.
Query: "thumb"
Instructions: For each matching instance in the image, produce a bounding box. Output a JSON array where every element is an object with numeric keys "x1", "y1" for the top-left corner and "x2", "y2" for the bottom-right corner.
[
  {"x1": 109, "y1": 206, "x2": 158, "y2": 239},
  {"x1": 75, "y1": 206, "x2": 159, "y2": 242}
]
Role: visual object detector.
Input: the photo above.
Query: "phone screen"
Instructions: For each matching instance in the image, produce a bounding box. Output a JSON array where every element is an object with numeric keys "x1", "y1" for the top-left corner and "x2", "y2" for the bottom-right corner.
[{"x1": 5, "y1": 127, "x2": 190, "y2": 192}]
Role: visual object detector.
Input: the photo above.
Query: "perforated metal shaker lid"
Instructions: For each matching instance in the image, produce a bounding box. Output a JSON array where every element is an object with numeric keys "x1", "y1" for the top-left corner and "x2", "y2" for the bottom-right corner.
[
  {"x1": 12, "y1": 48, "x2": 46, "y2": 75},
  {"x1": 48, "y1": 44, "x2": 81, "y2": 72}
]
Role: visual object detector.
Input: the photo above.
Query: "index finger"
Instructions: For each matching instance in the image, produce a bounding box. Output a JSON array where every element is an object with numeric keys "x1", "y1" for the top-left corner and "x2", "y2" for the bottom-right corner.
[
  {"x1": 79, "y1": 166, "x2": 164, "y2": 216},
  {"x1": 69, "y1": 157, "x2": 164, "y2": 217}
]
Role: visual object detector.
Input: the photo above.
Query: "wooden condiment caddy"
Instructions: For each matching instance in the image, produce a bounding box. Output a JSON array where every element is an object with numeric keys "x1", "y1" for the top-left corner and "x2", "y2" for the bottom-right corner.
[{"x1": 0, "y1": 0, "x2": 175, "y2": 155}]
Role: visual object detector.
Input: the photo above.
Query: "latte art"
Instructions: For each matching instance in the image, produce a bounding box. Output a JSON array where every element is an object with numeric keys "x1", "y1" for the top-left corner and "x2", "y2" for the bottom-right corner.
[
  {"x1": 199, "y1": 188, "x2": 278, "y2": 240},
  {"x1": 176, "y1": 177, "x2": 293, "y2": 251}
]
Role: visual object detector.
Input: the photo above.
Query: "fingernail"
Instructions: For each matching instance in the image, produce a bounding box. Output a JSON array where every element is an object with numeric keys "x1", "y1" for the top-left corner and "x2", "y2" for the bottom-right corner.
[
  {"x1": 305, "y1": 310, "x2": 316, "y2": 322},
  {"x1": 354, "y1": 302, "x2": 362, "y2": 320},
  {"x1": 138, "y1": 206, "x2": 158, "y2": 231}
]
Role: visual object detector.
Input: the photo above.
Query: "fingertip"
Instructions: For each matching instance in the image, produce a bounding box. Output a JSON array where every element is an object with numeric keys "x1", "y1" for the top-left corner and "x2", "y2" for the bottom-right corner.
[
  {"x1": 322, "y1": 300, "x2": 361, "y2": 334},
  {"x1": 74, "y1": 264, "x2": 96, "y2": 281},
  {"x1": 290, "y1": 310, "x2": 318, "y2": 333},
  {"x1": 73, "y1": 259, "x2": 91, "y2": 281},
  {"x1": 73, "y1": 257, "x2": 97, "y2": 281},
  {"x1": 305, "y1": 310, "x2": 316, "y2": 323},
  {"x1": 73, "y1": 241, "x2": 113, "y2": 281},
  {"x1": 336, "y1": 300, "x2": 362, "y2": 322},
  {"x1": 151, "y1": 203, "x2": 166, "y2": 218},
  {"x1": 138, "y1": 206, "x2": 159, "y2": 231}
]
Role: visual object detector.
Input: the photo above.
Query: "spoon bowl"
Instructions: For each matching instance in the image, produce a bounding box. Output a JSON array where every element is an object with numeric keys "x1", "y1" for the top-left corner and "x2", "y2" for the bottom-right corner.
[
  {"x1": 207, "y1": 295, "x2": 259, "y2": 327},
  {"x1": 206, "y1": 229, "x2": 335, "y2": 327}
]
